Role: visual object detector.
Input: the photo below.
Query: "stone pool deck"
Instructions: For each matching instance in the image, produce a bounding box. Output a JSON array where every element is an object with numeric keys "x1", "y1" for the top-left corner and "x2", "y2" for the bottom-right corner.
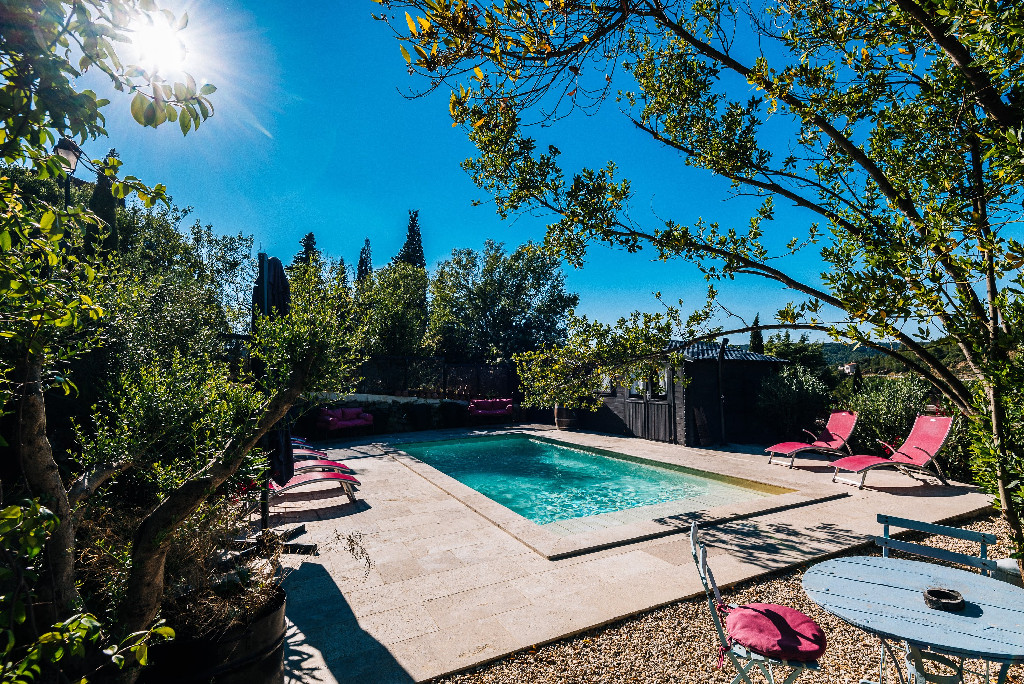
[{"x1": 277, "y1": 427, "x2": 992, "y2": 684}]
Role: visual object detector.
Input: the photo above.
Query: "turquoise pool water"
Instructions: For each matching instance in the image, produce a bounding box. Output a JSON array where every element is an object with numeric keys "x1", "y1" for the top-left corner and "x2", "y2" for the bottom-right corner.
[{"x1": 399, "y1": 434, "x2": 774, "y2": 525}]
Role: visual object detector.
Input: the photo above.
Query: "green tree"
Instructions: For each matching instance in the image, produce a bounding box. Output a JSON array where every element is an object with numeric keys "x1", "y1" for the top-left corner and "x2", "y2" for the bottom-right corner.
[
  {"x1": 0, "y1": 5, "x2": 361, "y2": 684},
  {"x1": 424, "y1": 240, "x2": 580, "y2": 361},
  {"x1": 86, "y1": 149, "x2": 120, "y2": 254},
  {"x1": 764, "y1": 331, "x2": 836, "y2": 386},
  {"x1": 1, "y1": 1, "x2": 219, "y2": 678},
  {"x1": 393, "y1": 209, "x2": 427, "y2": 270},
  {"x1": 515, "y1": 311, "x2": 675, "y2": 411},
  {"x1": 749, "y1": 314, "x2": 764, "y2": 355},
  {"x1": 291, "y1": 231, "x2": 321, "y2": 268},
  {"x1": 383, "y1": 0, "x2": 1024, "y2": 568},
  {"x1": 358, "y1": 262, "x2": 429, "y2": 356},
  {"x1": 356, "y1": 237, "x2": 373, "y2": 283}
]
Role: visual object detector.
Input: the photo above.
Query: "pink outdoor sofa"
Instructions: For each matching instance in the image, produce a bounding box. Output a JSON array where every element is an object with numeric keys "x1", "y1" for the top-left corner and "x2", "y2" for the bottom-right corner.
[
  {"x1": 467, "y1": 398, "x2": 514, "y2": 417},
  {"x1": 317, "y1": 407, "x2": 373, "y2": 433}
]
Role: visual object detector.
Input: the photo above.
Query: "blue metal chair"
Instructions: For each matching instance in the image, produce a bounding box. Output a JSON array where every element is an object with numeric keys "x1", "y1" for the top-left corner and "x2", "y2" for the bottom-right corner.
[{"x1": 690, "y1": 522, "x2": 824, "y2": 684}]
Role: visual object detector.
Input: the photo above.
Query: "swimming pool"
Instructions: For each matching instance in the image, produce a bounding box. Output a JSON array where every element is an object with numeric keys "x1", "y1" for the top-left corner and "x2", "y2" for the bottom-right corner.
[{"x1": 398, "y1": 434, "x2": 776, "y2": 525}]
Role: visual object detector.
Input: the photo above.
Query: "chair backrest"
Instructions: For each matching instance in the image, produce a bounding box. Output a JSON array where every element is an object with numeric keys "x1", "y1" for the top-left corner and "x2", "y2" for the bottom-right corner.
[
  {"x1": 875, "y1": 514, "x2": 998, "y2": 575},
  {"x1": 817, "y1": 411, "x2": 857, "y2": 448},
  {"x1": 890, "y1": 415, "x2": 953, "y2": 465},
  {"x1": 689, "y1": 522, "x2": 730, "y2": 649}
]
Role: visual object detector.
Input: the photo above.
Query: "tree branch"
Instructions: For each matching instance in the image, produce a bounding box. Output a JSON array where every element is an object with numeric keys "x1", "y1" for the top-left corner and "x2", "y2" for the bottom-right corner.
[{"x1": 890, "y1": 0, "x2": 1019, "y2": 129}]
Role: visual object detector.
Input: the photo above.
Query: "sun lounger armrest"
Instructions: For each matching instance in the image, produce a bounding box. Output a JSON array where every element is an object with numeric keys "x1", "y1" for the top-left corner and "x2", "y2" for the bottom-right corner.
[
  {"x1": 802, "y1": 429, "x2": 817, "y2": 441},
  {"x1": 911, "y1": 445, "x2": 935, "y2": 458},
  {"x1": 877, "y1": 439, "x2": 897, "y2": 454}
]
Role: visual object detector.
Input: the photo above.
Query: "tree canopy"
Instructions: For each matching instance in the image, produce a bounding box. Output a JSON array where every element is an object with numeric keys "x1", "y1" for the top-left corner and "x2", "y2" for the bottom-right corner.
[
  {"x1": 424, "y1": 240, "x2": 579, "y2": 361},
  {"x1": 380, "y1": 0, "x2": 1024, "y2": 567}
]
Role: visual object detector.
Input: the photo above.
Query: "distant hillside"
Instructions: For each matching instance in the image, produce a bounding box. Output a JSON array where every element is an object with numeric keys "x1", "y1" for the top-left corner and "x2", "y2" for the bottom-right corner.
[
  {"x1": 738, "y1": 339, "x2": 962, "y2": 373},
  {"x1": 820, "y1": 342, "x2": 896, "y2": 366},
  {"x1": 736, "y1": 341, "x2": 893, "y2": 364}
]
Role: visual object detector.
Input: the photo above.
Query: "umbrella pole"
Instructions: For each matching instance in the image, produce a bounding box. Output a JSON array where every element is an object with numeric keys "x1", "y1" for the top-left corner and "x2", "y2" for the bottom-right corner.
[
  {"x1": 258, "y1": 253, "x2": 271, "y2": 531},
  {"x1": 260, "y1": 487, "x2": 270, "y2": 530}
]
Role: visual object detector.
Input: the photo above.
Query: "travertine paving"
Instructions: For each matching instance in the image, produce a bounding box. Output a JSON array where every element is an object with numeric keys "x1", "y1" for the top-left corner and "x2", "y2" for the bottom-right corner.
[{"x1": 279, "y1": 427, "x2": 991, "y2": 684}]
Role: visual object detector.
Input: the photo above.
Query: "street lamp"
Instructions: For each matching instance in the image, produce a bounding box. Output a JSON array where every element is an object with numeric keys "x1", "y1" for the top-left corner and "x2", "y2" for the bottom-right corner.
[{"x1": 53, "y1": 137, "x2": 84, "y2": 207}]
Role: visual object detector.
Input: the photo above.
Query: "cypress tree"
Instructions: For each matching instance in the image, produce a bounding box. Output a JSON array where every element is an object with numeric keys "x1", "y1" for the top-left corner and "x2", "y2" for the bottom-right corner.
[
  {"x1": 749, "y1": 313, "x2": 764, "y2": 354},
  {"x1": 393, "y1": 209, "x2": 426, "y2": 269},
  {"x1": 87, "y1": 148, "x2": 119, "y2": 253},
  {"x1": 357, "y1": 238, "x2": 373, "y2": 282},
  {"x1": 336, "y1": 256, "x2": 350, "y2": 291},
  {"x1": 292, "y1": 232, "x2": 320, "y2": 267}
]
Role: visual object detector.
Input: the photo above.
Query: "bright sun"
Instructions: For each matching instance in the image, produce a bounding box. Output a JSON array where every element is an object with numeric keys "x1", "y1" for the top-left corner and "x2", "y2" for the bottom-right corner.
[{"x1": 130, "y1": 15, "x2": 187, "y2": 76}]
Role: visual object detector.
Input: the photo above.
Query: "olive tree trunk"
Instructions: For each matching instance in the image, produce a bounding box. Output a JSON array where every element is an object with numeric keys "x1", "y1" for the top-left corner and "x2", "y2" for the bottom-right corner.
[
  {"x1": 986, "y1": 383, "x2": 1024, "y2": 576},
  {"x1": 117, "y1": 377, "x2": 305, "y2": 684},
  {"x1": 15, "y1": 357, "x2": 80, "y2": 620}
]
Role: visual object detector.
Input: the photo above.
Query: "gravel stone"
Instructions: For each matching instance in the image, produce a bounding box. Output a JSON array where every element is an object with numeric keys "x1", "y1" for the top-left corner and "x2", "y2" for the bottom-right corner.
[{"x1": 433, "y1": 515, "x2": 1022, "y2": 684}]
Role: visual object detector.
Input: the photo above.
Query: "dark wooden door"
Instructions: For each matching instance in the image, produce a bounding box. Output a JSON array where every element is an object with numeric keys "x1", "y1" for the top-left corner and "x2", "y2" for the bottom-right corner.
[{"x1": 625, "y1": 399, "x2": 675, "y2": 443}]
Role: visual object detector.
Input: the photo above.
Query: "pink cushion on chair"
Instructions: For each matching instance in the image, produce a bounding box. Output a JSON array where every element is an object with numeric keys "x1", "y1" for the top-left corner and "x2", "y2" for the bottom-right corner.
[{"x1": 725, "y1": 603, "x2": 826, "y2": 662}]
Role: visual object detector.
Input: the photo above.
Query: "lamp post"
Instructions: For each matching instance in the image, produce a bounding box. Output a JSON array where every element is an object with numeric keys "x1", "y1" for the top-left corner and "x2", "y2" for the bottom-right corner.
[{"x1": 53, "y1": 137, "x2": 84, "y2": 207}]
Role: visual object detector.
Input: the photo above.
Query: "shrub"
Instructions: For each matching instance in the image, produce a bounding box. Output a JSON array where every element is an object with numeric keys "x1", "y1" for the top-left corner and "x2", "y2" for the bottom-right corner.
[
  {"x1": 836, "y1": 375, "x2": 970, "y2": 480},
  {"x1": 757, "y1": 365, "x2": 830, "y2": 439}
]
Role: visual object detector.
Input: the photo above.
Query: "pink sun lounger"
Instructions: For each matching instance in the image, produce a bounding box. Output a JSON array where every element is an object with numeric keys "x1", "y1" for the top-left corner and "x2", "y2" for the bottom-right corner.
[
  {"x1": 292, "y1": 458, "x2": 355, "y2": 475},
  {"x1": 766, "y1": 411, "x2": 858, "y2": 468},
  {"x1": 269, "y1": 471, "x2": 360, "y2": 504},
  {"x1": 831, "y1": 415, "x2": 952, "y2": 489}
]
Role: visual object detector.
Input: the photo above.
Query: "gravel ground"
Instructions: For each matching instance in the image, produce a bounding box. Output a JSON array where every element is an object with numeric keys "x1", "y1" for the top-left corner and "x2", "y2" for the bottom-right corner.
[{"x1": 434, "y1": 515, "x2": 1022, "y2": 684}]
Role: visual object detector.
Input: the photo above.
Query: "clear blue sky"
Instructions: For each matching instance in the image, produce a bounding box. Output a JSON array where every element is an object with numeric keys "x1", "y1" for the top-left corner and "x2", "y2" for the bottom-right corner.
[{"x1": 86, "y1": 0, "x2": 826, "y2": 331}]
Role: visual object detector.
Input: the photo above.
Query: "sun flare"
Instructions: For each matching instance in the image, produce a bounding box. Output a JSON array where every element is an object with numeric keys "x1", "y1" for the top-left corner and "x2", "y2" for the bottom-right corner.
[{"x1": 129, "y1": 15, "x2": 188, "y2": 76}]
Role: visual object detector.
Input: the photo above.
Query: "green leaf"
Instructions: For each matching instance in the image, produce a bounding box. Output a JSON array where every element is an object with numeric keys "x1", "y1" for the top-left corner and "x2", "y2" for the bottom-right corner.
[
  {"x1": 39, "y1": 211, "x2": 56, "y2": 233},
  {"x1": 0, "y1": 230, "x2": 10, "y2": 250},
  {"x1": 200, "y1": 83, "x2": 217, "y2": 95},
  {"x1": 131, "y1": 92, "x2": 149, "y2": 125},
  {"x1": 175, "y1": 11, "x2": 189, "y2": 30},
  {"x1": 179, "y1": 110, "x2": 192, "y2": 135}
]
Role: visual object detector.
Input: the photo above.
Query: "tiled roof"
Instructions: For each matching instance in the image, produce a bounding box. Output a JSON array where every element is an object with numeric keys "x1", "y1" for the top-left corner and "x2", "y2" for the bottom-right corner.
[{"x1": 666, "y1": 340, "x2": 787, "y2": 363}]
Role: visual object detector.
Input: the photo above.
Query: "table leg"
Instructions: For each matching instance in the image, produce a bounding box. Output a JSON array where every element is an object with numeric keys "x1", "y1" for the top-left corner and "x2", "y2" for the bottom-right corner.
[
  {"x1": 859, "y1": 639, "x2": 909, "y2": 684},
  {"x1": 904, "y1": 645, "x2": 965, "y2": 684}
]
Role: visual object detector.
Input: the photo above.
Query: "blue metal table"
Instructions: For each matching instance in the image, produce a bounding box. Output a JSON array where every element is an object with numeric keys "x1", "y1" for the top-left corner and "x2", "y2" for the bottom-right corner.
[{"x1": 803, "y1": 556, "x2": 1024, "y2": 684}]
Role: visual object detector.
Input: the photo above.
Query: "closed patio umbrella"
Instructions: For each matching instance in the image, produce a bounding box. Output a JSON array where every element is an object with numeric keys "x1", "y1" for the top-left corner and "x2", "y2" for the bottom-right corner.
[{"x1": 252, "y1": 253, "x2": 292, "y2": 527}]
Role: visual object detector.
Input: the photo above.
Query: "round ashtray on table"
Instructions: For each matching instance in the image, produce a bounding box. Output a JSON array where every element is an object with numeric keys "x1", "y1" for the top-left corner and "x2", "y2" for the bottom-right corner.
[{"x1": 923, "y1": 587, "x2": 965, "y2": 612}]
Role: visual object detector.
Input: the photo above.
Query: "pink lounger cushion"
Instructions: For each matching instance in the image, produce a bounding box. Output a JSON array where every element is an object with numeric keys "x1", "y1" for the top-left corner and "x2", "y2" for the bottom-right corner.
[
  {"x1": 293, "y1": 459, "x2": 355, "y2": 474},
  {"x1": 725, "y1": 603, "x2": 827, "y2": 662},
  {"x1": 767, "y1": 441, "x2": 826, "y2": 455},
  {"x1": 268, "y1": 471, "x2": 360, "y2": 494},
  {"x1": 832, "y1": 454, "x2": 895, "y2": 473}
]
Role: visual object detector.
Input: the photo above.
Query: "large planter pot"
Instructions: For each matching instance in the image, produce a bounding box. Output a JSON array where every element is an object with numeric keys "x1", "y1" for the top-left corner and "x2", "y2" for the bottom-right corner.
[
  {"x1": 553, "y1": 405, "x2": 578, "y2": 430},
  {"x1": 139, "y1": 586, "x2": 286, "y2": 684}
]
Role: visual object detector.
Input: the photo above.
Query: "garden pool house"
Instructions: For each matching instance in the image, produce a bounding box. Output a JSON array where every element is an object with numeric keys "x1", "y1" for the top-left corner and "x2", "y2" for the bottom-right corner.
[{"x1": 592, "y1": 341, "x2": 787, "y2": 446}]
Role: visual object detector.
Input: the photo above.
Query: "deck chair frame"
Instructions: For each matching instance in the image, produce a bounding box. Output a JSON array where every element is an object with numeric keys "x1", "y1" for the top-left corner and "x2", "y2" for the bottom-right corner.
[{"x1": 689, "y1": 523, "x2": 821, "y2": 684}]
